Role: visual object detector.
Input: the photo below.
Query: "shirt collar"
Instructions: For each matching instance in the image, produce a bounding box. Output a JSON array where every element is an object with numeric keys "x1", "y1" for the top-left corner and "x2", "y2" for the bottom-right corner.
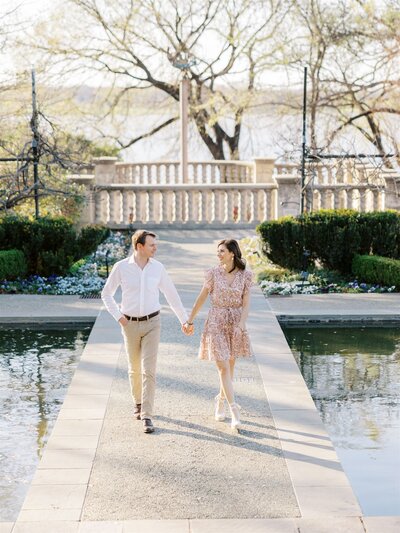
[{"x1": 128, "y1": 254, "x2": 153, "y2": 266}]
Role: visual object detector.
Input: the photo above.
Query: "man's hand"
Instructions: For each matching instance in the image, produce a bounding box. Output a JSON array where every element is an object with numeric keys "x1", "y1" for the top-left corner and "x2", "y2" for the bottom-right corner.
[
  {"x1": 119, "y1": 316, "x2": 129, "y2": 327},
  {"x1": 182, "y1": 322, "x2": 194, "y2": 336}
]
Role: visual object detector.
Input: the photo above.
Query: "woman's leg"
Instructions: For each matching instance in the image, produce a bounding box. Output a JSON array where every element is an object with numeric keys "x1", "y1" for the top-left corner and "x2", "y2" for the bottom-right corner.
[
  {"x1": 219, "y1": 358, "x2": 236, "y2": 400},
  {"x1": 216, "y1": 360, "x2": 235, "y2": 404}
]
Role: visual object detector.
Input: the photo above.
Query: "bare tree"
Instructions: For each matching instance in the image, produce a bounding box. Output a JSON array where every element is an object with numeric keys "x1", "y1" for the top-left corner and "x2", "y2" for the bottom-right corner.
[{"x1": 27, "y1": 0, "x2": 290, "y2": 160}]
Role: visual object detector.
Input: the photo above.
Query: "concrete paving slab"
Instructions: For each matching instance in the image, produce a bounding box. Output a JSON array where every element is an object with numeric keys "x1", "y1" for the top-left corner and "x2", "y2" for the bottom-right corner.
[
  {"x1": 31, "y1": 469, "x2": 91, "y2": 485},
  {"x1": 121, "y1": 521, "x2": 190, "y2": 533},
  {"x1": 0, "y1": 523, "x2": 14, "y2": 533},
  {"x1": 45, "y1": 436, "x2": 100, "y2": 450},
  {"x1": 61, "y1": 395, "x2": 110, "y2": 409},
  {"x1": 295, "y1": 517, "x2": 365, "y2": 532},
  {"x1": 363, "y1": 516, "x2": 400, "y2": 533},
  {"x1": 78, "y1": 523, "x2": 123, "y2": 533},
  {"x1": 17, "y1": 509, "x2": 82, "y2": 521},
  {"x1": 22, "y1": 484, "x2": 87, "y2": 510},
  {"x1": 38, "y1": 449, "x2": 97, "y2": 469},
  {"x1": 295, "y1": 485, "x2": 362, "y2": 517},
  {"x1": 49, "y1": 419, "x2": 103, "y2": 437},
  {"x1": 12, "y1": 522, "x2": 79, "y2": 533},
  {"x1": 190, "y1": 518, "x2": 298, "y2": 533}
]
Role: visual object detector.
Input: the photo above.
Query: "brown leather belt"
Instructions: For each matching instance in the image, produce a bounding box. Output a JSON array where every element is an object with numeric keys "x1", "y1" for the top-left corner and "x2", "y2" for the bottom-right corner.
[{"x1": 123, "y1": 310, "x2": 160, "y2": 322}]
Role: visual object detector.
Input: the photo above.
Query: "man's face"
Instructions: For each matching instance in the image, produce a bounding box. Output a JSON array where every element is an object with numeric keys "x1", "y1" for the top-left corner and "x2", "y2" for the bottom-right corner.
[{"x1": 138, "y1": 235, "x2": 157, "y2": 258}]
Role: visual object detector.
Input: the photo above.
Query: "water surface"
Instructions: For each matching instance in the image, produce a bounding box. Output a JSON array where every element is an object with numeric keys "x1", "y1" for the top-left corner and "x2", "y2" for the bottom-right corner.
[
  {"x1": 282, "y1": 326, "x2": 400, "y2": 516},
  {"x1": 0, "y1": 325, "x2": 91, "y2": 521}
]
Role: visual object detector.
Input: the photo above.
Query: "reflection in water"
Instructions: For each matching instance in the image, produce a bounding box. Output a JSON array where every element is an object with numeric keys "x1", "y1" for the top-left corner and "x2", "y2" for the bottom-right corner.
[
  {"x1": 283, "y1": 326, "x2": 400, "y2": 516},
  {"x1": 0, "y1": 326, "x2": 91, "y2": 521}
]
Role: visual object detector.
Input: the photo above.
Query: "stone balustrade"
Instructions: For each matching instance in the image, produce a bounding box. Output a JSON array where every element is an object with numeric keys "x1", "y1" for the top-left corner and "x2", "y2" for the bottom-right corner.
[
  {"x1": 92, "y1": 183, "x2": 278, "y2": 228},
  {"x1": 68, "y1": 156, "x2": 399, "y2": 228},
  {"x1": 115, "y1": 160, "x2": 254, "y2": 184}
]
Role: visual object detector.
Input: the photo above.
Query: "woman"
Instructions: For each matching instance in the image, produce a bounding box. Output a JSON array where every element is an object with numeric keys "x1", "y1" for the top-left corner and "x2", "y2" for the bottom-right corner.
[{"x1": 185, "y1": 239, "x2": 252, "y2": 431}]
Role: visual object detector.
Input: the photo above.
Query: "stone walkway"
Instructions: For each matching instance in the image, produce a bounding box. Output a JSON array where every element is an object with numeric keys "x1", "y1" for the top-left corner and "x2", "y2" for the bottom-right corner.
[{"x1": 1, "y1": 229, "x2": 399, "y2": 533}]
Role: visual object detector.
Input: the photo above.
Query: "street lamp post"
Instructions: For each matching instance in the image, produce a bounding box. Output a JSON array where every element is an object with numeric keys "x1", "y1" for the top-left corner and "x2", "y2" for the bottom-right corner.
[
  {"x1": 180, "y1": 76, "x2": 189, "y2": 183},
  {"x1": 168, "y1": 51, "x2": 197, "y2": 184}
]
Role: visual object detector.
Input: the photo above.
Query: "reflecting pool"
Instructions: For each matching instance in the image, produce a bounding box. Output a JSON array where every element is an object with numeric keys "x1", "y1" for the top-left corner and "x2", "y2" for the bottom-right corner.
[
  {"x1": 0, "y1": 325, "x2": 91, "y2": 521},
  {"x1": 282, "y1": 326, "x2": 400, "y2": 516}
]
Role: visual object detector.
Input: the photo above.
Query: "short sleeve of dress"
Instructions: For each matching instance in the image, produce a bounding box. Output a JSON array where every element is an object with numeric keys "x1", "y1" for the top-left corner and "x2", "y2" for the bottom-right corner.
[
  {"x1": 204, "y1": 268, "x2": 214, "y2": 293},
  {"x1": 243, "y1": 269, "x2": 253, "y2": 294}
]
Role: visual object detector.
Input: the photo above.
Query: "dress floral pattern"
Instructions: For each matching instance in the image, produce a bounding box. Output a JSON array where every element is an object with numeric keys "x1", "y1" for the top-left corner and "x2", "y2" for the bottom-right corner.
[{"x1": 199, "y1": 266, "x2": 253, "y2": 361}]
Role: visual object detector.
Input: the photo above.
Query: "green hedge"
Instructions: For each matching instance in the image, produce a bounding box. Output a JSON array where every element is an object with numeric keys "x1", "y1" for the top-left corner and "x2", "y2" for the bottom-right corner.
[
  {"x1": 0, "y1": 216, "x2": 110, "y2": 276},
  {"x1": 0, "y1": 249, "x2": 28, "y2": 280},
  {"x1": 257, "y1": 210, "x2": 400, "y2": 273},
  {"x1": 352, "y1": 254, "x2": 400, "y2": 288}
]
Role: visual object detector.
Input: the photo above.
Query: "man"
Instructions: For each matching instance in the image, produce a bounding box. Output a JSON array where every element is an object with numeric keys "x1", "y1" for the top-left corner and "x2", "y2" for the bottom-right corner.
[{"x1": 101, "y1": 230, "x2": 193, "y2": 433}]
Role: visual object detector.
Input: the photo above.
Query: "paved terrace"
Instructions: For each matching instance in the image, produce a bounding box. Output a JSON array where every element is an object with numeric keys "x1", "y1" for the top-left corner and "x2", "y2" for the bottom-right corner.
[{"x1": 1, "y1": 229, "x2": 399, "y2": 533}]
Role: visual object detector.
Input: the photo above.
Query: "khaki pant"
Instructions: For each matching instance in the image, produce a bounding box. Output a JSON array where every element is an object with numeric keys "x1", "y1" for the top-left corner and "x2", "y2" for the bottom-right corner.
[{"x1": 121, "y1": 314, "x2": 161, "y2": 419}]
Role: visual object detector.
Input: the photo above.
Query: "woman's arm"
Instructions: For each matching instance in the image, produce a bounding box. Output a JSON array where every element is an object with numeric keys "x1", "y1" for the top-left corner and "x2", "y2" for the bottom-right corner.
[
  {"x1": 188, "y1": 286, "x2": 209, "y2": 323},
  {"x1": 238, "y1": 290, "x2": 250, "y2": 330}
]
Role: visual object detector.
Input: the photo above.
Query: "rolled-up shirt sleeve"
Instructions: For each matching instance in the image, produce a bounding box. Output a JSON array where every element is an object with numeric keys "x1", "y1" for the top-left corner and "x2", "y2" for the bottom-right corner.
[
  {"x1": 159, "y1": 266, "x2": 188, "y2": 325},
  {"x1": 101, "y1": 263, "x2": 124, "y2": 322}
]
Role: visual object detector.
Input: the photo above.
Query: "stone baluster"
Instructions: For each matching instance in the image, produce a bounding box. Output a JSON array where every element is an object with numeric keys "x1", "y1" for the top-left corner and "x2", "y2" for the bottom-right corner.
[
  {"x1": 333, "y1": 189, "x2": 340, "y2": 209},
  {"x1": 174, "y1": 190, "x2": 183, "y2": 222},
  {"x1": 270, "y1": 188, "x2": 278, "y2": 220},
  {"x1": 371, "y1": 189, "x2": 380, "y2": 211},
  {"x1": 359, "y1": 189, "x2": 367, "y2": 212},
  {"x1": 134, "y1": 190, "x2": 142, "y2": 222},
  {"x1": 122, "y1": 190, "x2": 131, "y2": 224},
  {"x1": 320, "y1": 189, "x2": 328, "y2": 209},
  {"x1": 239, "y1": 190, "x2": 247, "y2": 223},
  {"x1": 252, "y1": 190, "x2": 259, "y2": 222},
  {"x1": 226, "y1": 190, "x2": 235, "y2": 223},
  {"x1": 95, "y1": 190, "x2": 105, "y2": 224},
  {"x1": 210, "y1": 164, "x2": 217, "y2": 184},
  {"x1": 201, "y1": 190, "x2": 208, "y2": 222},
  {"x1": 109, "y1": 190, "x2": 120, "y2": 224},
  {"x1": 148, "y1": 190, "x2": 155, "y2": 222},
  {"x1": 345, "y1": 189, "x2": 353, "y2": 209},
  {"x1": 305, "y1": 188, "x2": 313, "y2": 212}
]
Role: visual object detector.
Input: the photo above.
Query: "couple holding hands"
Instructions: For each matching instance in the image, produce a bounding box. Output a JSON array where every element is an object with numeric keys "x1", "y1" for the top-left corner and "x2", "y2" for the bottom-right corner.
[{"x1": 101, "y1": 230, "x2": 252, "y2": 434}]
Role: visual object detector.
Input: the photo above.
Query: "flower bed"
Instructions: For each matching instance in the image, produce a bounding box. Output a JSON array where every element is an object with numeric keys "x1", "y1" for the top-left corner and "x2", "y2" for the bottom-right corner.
[
  {"x1": 240, "y1": 236, "x2": 396, "y2": 296},
  {"x1": 0, "y1": 232, "x2": 129, "y2": 295}
]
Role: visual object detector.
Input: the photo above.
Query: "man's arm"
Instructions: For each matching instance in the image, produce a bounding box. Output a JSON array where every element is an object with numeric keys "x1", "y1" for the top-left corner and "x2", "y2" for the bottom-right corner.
[
  {"x1": 159, "y1": 266, "x2": 188, "y2": 325},
  {"x1": 101, "y1": 263, "x2": 125, "y2": 323}
]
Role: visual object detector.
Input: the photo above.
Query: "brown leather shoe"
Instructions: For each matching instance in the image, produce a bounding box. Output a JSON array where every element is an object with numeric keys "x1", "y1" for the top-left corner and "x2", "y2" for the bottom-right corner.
[
  {"x1": 142, "y1": 418, "x2": 154, "y2": 433},
  {"x1": 133, "y1": 404, "x2": 141, "y2": 420}
]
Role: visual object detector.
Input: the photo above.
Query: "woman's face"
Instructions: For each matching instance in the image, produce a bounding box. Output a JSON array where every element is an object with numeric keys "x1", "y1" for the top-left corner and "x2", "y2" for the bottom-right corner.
[{"x1": 217, "y1": 244, "x2": 234, "y2": 267}]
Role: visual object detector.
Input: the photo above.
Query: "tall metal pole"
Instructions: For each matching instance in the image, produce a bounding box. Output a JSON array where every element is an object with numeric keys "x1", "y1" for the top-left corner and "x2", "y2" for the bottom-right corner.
[
  {"x1": 31, "y1": 68, "x2": 40, "y2": 218},
  {"x1": 180, "y1": 76, "x2": 189, "y2": 183},
  {"x1": 300, "y1": 66, "x2": 307, "y2": 214}
]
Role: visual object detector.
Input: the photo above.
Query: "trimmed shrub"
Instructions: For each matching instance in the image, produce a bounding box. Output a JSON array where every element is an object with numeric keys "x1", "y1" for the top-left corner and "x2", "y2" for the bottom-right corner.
[
  {"x1": 257, "y1": 209, "x2": 400, "y2": 274},
  {"x1": 77, "y1": 225, "x2": 110, "y2": 257},
  {"x1": 352, "y1": 254, "x2": 400, "y2": 288},
  {"x1": 0, "y1": 249, "x2": 28, "y2": 280},
  {"x1": 0, "y1": 215, "x2": 109, "y2": 276}
]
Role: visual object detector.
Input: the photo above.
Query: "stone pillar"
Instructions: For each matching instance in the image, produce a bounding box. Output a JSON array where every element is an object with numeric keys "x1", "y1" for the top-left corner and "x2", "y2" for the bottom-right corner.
[
  {"x1": 274, "y1": 175, "x2": 301, "y2": 218},
  {"x1": 254, "y1": 157, "x2": 276, "y2": 183},
  {"x1": 66, "y1": 175, "x2": 95, "y2": 227},
  {"x1": 93, "y1": 157, "x2": 118, "y2": 185},
  {"x1": 383, "y1": 176, "x2": 400, "y2": 211}
]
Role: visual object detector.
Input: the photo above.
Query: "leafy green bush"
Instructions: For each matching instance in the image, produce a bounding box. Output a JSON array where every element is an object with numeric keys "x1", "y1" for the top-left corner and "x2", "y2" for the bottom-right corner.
[
  {"x1": 352, "y1": 254, "x2": 400, "y2": 288},
  {"x1": 257, "y1": 210, "x2": 400, "y2": 273},
  {"x1": 77, "y1": 225, "x2": 110, "y2": 257},
  {"x1": 0, "y1": 249, "x2": 27, "y2": 280},
  {"x1": 0, "y1": 215, "x2": 109, "y2": 276}
]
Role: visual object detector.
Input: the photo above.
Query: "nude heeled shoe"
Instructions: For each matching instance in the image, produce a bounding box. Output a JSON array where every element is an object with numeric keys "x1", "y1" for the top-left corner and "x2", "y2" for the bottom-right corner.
[
  {"x1": 214, "y1": 394, "x2": 226, "y2": 421},
  {"x1": 229, "y1": 402, "x2": 241, "y2": 431}
]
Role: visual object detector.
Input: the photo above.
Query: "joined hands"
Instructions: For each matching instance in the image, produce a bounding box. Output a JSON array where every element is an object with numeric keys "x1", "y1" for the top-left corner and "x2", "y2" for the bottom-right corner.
[{"x1": 182, "y1": 322, "x2": 195, "y2": 336}]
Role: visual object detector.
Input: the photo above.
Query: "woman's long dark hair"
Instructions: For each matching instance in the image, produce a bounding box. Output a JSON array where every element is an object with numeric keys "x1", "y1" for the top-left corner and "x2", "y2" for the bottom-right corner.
[{"x1": 218, "y1": 239, "x2": 246, "y2": 272}]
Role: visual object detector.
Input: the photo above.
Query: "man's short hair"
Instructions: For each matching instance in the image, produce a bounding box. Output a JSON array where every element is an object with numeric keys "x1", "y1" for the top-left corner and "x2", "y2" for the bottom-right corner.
[{"x1": 132, "y1": 230, "x2": 157, "y2": 249}]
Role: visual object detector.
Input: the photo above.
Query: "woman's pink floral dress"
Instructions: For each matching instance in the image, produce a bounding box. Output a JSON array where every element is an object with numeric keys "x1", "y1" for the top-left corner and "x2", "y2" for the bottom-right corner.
[{"x1": 199, "y1": 266, "x2": 253, "y2": 361}]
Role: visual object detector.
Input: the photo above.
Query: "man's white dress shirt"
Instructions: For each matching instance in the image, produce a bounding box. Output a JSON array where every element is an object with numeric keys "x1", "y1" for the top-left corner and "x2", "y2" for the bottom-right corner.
[{"x1": 101, "y1": 255, "x2": 188, "y2": 324}]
